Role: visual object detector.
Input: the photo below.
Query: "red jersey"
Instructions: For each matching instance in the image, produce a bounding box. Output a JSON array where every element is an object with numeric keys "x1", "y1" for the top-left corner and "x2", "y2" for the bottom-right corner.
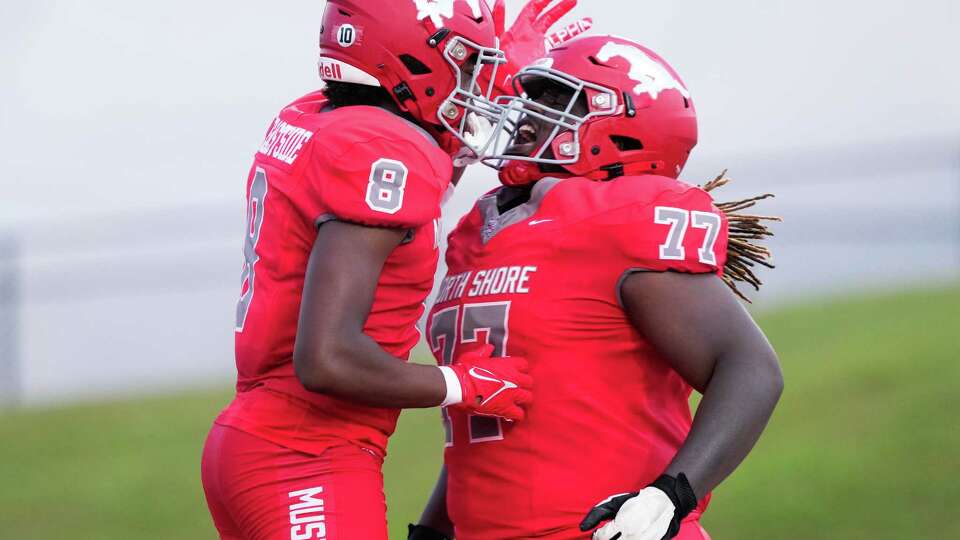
[
  {"x1": 217, "y1": 92, "x2": 452, "y2": 458},
  {"x1": 427, "y1": 175, "x2": 728, "y2": 539}
]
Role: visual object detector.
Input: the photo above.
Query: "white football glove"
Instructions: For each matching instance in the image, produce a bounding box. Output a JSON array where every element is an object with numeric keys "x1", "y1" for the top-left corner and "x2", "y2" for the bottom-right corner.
[
  {"x1": 590, "y1": 489, "x2": 675, "y2": 540},
  {"x1": 452, "y1": 112, "x2": 496, "y2": 167},
  {"x1": 580, "y1": 474, "x2": 698, "y2": 540}
]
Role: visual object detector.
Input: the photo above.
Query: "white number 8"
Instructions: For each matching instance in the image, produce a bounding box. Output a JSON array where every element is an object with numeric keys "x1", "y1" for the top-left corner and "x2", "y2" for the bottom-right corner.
[{"x1": 366, "y1": 158, "x2": 407, "y2": 214}]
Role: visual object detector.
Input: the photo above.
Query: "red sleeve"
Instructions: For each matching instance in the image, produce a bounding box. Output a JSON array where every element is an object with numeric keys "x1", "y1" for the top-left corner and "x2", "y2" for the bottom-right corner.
[
  {"x1": 601, "y1": 184, "x2": 729, "y2": 276},
  {"x1": 303, "y1": 110, "x2": 453, "y2": 229}
]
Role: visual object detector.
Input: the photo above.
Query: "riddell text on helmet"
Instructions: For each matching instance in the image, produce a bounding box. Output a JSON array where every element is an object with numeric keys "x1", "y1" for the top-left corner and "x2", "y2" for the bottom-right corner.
[{"x1": 318, "y1": 60, "x2": 343, "y2": 81}]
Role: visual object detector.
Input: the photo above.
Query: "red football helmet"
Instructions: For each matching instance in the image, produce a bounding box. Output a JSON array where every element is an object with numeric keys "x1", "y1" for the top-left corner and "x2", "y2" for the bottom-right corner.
[
  {"x1": 489, "y1": 35, "x2": 698, "y2": 184},
  {"x1": 319, "y1": 0, "x2": 506, "y2": 153}
]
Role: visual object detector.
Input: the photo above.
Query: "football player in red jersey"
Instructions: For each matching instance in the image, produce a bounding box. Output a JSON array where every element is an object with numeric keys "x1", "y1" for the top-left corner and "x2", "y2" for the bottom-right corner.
[
  {"x1": 409, "y1": 35, "x2": 784, "y2": 540},
  {"x1": 200, "y1": 1, "x2": 586, "y2": 539}
]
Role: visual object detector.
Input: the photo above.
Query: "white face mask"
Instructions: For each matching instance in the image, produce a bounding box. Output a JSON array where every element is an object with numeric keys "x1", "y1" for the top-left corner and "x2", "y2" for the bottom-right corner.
[
  {"x1": 482, "y1": 66, "x2": 619, "y2": 170},
  {"x1": 436, "y1": 36, "x2": 508, "y2": 160}
]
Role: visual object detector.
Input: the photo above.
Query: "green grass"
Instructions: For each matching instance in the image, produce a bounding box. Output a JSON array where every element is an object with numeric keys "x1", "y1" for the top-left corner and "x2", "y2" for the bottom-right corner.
[
  {"x1": 1, "y1": 284, "x2": 958, "y2": 539},
  {"x1": 701, "y1": 283, "x2": 960, "y2": 539}
]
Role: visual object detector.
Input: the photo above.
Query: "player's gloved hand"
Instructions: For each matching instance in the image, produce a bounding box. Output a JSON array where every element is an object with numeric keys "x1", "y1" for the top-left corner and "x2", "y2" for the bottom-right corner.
[
  {"x1": 439, "y1": 344, "x2": 534, "y2": 421},
  {"x1": 488, "y1": 0, "x2": 590, "y2": 94},
  {"x1": 407, "y1": 523, "x2": 452, "y2": 540},
  {"x1": 579, "y1": 474, "x2": 698, "y2": 540}
]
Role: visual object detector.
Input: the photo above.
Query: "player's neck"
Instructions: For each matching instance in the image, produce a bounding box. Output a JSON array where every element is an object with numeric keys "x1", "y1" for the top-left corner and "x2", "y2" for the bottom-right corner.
[
  {"x1": 496, "y1": 185, "x2": 534, "y2": 214},
  {"x1": 327, "y1": 99, "x2": 400, "y2": 114}
]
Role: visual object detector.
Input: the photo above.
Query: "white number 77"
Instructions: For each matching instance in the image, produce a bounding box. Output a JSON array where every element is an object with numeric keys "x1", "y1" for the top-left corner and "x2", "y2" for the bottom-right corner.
[{"x1": 655, "y1": 206, "x2": 722, "y2": 265}]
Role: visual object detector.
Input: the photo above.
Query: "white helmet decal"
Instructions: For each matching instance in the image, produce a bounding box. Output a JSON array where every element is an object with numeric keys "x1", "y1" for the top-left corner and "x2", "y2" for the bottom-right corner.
[
  {"x1": 596, "y1": 41, "x2": 690, "y2": 100},
  {"x1": 413, "y1": 0, "x2": 483, "y2": 28},
  {"x1": 530, "y1": 57, "x2": 554, "y2": 69}
]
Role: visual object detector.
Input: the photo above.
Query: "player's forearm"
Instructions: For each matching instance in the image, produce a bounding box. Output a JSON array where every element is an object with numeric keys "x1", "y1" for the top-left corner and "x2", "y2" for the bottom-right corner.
[
  {"x1": 294, "y1": 331, "x2": 447, "y2": 408},
  {"x1": 664, "y1": 345, "x2": 783, "y2": 499},
  {"x1": 417, "y1": 466, "x2": 454, "y2": 536}
]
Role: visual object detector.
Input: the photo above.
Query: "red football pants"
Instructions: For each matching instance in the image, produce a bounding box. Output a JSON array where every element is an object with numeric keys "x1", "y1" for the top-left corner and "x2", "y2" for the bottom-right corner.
[{"x1": 201, "y1": 423, "x2": 388, "y2": 540}]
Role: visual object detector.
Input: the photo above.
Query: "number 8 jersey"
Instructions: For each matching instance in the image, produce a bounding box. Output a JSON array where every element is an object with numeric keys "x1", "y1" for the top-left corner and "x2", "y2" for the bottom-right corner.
[
  {"x1": 428, "y1": 175, "x2": 728, "y2": 540},
  {"x1": 217, "y1": 91, "x2": 452, "y2": 458}
]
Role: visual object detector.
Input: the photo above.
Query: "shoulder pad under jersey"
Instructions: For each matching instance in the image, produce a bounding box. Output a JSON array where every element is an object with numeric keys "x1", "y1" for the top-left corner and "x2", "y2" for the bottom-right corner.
[
  {"x1": 301, "y1": 105, "x2": 453, "y2": 229},
  {"x1": 564, "y1": 175, "x2": 729, "y2": 275}
]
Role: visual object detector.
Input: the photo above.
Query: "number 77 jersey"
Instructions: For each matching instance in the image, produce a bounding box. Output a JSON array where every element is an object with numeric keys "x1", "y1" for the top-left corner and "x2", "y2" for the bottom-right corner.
[{"x1": 427, "y1": 175, "x2": 727, "y2": 540}]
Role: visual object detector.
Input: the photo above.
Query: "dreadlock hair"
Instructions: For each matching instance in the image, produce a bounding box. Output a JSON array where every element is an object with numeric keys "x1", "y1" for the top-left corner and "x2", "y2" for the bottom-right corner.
[
  {"x1": 701, "y1": 170, "x2": 782, "y2": 303},
  {"x1": 322, "y1": 81, "x2": 395, "y2": 108}
]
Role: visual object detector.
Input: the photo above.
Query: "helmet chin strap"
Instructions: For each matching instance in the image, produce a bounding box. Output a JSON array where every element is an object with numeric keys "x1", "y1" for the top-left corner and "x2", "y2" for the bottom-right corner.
[
  {"x1": 498, "y1": 130, "x2": 574, "y2": 186},
  {"x1": 499, "y1": 127, "x2": 671, "y2": 186},
  {"x1": 499, "y1": 161, "x2": 552, "y2": 186}
]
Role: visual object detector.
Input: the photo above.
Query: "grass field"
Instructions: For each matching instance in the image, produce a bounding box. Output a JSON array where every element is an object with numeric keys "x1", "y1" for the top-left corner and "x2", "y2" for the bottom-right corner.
[{"x1": 1, "y1": 284, "x2": 958, "y2": 539}]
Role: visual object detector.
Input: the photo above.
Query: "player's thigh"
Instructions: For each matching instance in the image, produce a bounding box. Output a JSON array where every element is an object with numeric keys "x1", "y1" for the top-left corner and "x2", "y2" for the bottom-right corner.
[
  {"x1": 282, "y1": 444, "x2": 389, "y2": 540},
  {"x1": 208, "y1": 425, "x2": 388, "y2": 540},
  {"x1": 201, "y1": 423, "x2": 244, "y2": 540}
]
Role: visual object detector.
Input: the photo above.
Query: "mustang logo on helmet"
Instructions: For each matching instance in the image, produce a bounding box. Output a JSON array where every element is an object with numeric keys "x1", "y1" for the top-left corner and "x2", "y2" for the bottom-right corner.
[
  {"x1": 413, "y1": 0, "x2": 483, "y2": 28},
  {"x1": 596, "y1": 41, "x2": 691, "y2": 100}
]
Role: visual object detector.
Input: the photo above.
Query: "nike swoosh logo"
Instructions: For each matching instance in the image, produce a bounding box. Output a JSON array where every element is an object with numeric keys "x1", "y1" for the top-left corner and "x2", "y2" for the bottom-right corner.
[
  {"x1": 468, "y1": 367, "x2": 518, "y2": 406},
  {"x1": 529, "y1": 219, "x2": 553, "y2": 226}
]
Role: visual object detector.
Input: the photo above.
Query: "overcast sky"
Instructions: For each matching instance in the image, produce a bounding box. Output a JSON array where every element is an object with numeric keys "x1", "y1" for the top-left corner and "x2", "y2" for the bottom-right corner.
[{"x1": 2, "y1": 0, "x2": 958, "y2": 227}]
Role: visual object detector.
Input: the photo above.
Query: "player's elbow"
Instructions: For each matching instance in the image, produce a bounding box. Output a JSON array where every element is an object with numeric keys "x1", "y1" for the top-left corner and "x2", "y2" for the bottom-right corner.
[
  {"x1": 757, "y1": 348, "x2": 784, "y2": 404},
  {"x1": 721, "y1": 342, "x2": 783, "y2": 407},
  {"x1": 293, "y1": 352, "x2": 327, "y2": 394},
  {"x1": 293, "y1": 342, "x2": 348, "y2": 395}
]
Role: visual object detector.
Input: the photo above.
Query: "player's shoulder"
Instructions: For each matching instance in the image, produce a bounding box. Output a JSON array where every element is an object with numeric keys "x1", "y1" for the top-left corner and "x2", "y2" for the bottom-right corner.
[
  {"x1": 253, "y1": 91, "x2": 327, "y2": 167},
  {"x1": 259, "y1": 93, "x2": 451, "y2": 178},
  {"x1": 313, "y1": 106, "x2": 451, "y2": 190},
  {"x1": 554, "y1": 174, "x2": 728, "y2": 275},
  {"x1": 554, "y1": 174, "x2": 715, "y2": 222},
  {"x1": 266, "y1": 96, "x2": 452, "y2": 228},
  {"x1": 317, "y1": 105, "x2": 432, "y2": 140},
  {"x1": 314, "y1": 105, "x2": 447, "y2": 161}
]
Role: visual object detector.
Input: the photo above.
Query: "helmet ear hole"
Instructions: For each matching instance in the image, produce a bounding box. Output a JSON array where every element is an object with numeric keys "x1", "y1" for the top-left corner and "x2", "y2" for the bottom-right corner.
[
  {"x1": 610, "y1": 136, "x2": 643, "y2": 151},
  {"x1": 399, "y1": 54, "x2": 433, "y2": 75}
]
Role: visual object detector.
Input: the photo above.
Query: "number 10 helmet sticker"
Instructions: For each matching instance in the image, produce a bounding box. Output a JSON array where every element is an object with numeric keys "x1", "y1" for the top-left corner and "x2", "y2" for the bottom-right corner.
[{"x1": 336, "y1": 24, "x2": 358, "y2": 48}]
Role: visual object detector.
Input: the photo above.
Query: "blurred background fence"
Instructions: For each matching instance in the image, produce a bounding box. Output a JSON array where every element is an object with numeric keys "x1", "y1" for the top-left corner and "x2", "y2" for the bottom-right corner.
[
  {"x1": 0, "y1": 235, "x2": 20, "y2": 407},
  {"x1": 1, "y1": 135, "x2": 957, "y2": 407}
]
